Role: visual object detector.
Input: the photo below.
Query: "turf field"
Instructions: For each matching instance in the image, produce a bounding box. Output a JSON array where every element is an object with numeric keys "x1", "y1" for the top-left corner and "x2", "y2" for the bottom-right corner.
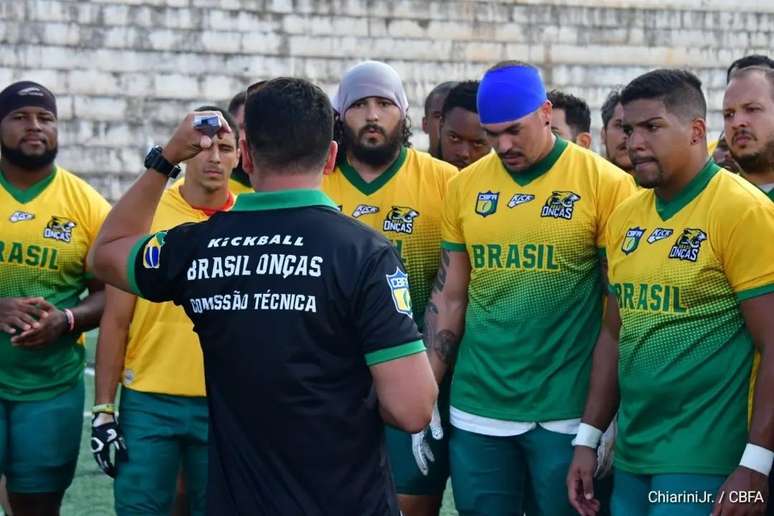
[{"x1": 43, "y1": 333, "x2": 459, "y2": 515}]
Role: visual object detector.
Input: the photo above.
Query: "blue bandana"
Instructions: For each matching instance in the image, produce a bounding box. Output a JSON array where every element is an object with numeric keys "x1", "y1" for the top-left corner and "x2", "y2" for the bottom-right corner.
[{"x1": 477, "y1": 65, "x2": 546, "y2": 124}]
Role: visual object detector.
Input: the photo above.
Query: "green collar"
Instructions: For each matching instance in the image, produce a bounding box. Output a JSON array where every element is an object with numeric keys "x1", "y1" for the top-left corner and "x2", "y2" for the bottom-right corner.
[
  {"x1": 231, "y1": 188, "x2": 338, "y2": 212},
  {"x1": 0, "y1": 166, "x2": 57, "y2": 203},
  {"x1": 505, "y1": 137, "x2": 568, "y2": 186},
  {"x1": 338, "y1": 146, "x2": 408, "y2": 196},
  {"x1": 655, "y1": 160, "x2": 720, "y2": 221}
]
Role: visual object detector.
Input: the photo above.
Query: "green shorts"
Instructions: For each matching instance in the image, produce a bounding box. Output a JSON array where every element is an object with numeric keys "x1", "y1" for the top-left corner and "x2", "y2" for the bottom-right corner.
[
  {"x1": 0, "y1": 378, "x2": 84, "y2": 493},
  {"x1": 611, "y1": 469, "x2": 725, "y2": 516},
  {"x1": 115, "y1": 387, "x2": 209, "y2": 516},
  {"x1": 385, "y1": 376, "x2": 451, "y2": 496},
  {"x1": 449, "y1": 425, "x2": 577, "y2": 516}
]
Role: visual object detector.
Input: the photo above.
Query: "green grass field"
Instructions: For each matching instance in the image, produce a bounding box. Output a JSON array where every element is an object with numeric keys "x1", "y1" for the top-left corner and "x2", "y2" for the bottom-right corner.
[{"x1": 49, "y1": 334, "x2": 459, "y2": 515}]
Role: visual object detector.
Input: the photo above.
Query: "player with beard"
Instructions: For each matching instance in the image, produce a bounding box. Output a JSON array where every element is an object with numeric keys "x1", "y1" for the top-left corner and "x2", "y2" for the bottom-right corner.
[
  {"x1": 323, "y1": 61, "x2": 456, "y2": 516},
  {"x1": 0, "y1": 81, "x2": 110, "y2": 515},
  {"x1": 567, "y1": 69, "x2": 774, "y2": 516},
  {"x1": 426, "y1": 61, "x2": 634, "y2": 515},
  {"x1": 724, "y1": 67, "x2": 774, "y2": 201},
  {"x1": 600, "y1": 90, "x2": 633, "y2": 173},
  {"x1": 438, "y1": 81, "x2": 491, "y2": 170}
]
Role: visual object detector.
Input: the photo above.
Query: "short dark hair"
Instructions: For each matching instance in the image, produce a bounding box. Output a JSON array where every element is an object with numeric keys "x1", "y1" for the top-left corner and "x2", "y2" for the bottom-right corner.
[
  {"x1": 441, "y1": 81, "x2": 479, "y2": 118},
  {"x1": 726, "y1": 54, "x2": 774, "y2": 83},
  {"x1": 601, "y1": 89, "x2": 623, "y2": 129},
  {"x1": 547, "y1": 89, "x2": 591, "y2": 135},
  {"x1": 243, "y1": 78, "x2": 333, "y2": 173},
  {"x1": 227, "y1": 91, "x2": 246, "y2": 116},
  {"x1": 621, "y1": 69, "x2": 706, "y2": 121},
  {"x1": 195, "y1": 105, "x2": 239, "y2": 144},
  {"x1": 424, "y1": 81, "x2": 458, "y2": 116}
]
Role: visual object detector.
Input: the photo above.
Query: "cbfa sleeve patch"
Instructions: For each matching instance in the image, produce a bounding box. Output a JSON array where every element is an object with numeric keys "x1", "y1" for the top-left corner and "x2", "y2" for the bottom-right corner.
[
  {"x1": 386, "y1": 268, "x2": 413, "y2": 317},
  {"x1": 142, "y1": 231, "x2": 167, "y2": 269}
]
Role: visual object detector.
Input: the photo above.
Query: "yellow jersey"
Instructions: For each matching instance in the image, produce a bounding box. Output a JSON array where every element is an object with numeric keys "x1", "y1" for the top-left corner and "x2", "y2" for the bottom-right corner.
[
  {"x1": 0, "y1": 166, "x2": 110, "y2": 400},
  {"x1": 441, "y1": 138, "x2": 635, "y2": 420},
  {"x1": 606, "y1": 161, "x2": 774, "y2": 475},
  {"x1": 322, "y1": 147, "x2": 456, "y2": 326},
  {"x1": 123, "y1": 182, "x2": 232, "y2": 396}
]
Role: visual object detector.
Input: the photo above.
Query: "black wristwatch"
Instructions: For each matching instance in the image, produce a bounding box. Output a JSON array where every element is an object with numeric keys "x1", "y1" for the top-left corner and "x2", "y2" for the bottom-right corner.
[{"x1": 144, "y1": 145, "x2": 181, "y2": 178}]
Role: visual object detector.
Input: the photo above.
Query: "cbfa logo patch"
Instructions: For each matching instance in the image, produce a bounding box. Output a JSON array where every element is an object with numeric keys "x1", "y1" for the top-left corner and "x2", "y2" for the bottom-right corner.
[
  {"x1": 668, "y1": 228, "x2": 707, "y2": 262},
  {"x1": 647, "y1": 228, "x2": 673, "y2": 244},
  {"x1": 540, "y1": 191, "x2": 581, "y2": 220},
  {"x1": 475, "y1": 191, "x2": 499, "y2": 217},
  {"x1": 507, "y1": 193, "x2": 535, "y2": 208},
  {"x1": 383, "y1": 206, "x2": 419, "y2": 234},
  {"x1": 9, "y1": 211, "x2": 34, "y2": 223},
  {"x1": 352, "y1": 204, "x2": 379, "y2": 218},
  {"x1": 43, "y1": 216, "x2": 76, "y2": 242},
  {"x1": 142, "y1": 232, "x2": 167, "y2": 269},
  {"x1": 621, "y1": 227, "x2": 645, "y2": 255},
  {"x1": 386, "y1": 268, "x2": 413, "y2": 317}
]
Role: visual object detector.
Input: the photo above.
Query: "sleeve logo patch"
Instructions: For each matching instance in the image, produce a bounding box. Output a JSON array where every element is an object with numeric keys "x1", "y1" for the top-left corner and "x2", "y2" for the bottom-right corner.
[
  {"x1": 43, "y1": 216, "x2": 77, "y2": 242},
  {"x1": 621, "y1": 227, "x2": 645, "y2": 255},
  {"x1": 386, "y1": 268, "x2": 413, "y2": 317},
  {"x1": 669, "y1": 228, "x2": 707, "y2": 262},
  {"x1": 142, "y1": 232, "x2": 167, "y2": 269},
  {"x1": 540, "y1": 191, "x2": 581, "y2": 220},
  {"x1": 475, "y1": 191, "x2": 499, "y2": 217}
]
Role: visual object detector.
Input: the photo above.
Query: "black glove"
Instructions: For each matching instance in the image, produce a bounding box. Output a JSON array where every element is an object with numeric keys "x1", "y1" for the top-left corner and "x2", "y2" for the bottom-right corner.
[{"x1": 91, "y1": 413, "x2": 128, "y2": 478}]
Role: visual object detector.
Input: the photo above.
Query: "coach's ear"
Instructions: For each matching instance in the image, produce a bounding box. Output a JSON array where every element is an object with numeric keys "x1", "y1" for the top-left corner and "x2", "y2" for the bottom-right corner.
[
  {"x1": 323, "y1": 141, "x2": 338, "y2": 176},
  {"x1": 240, "y1": 138, "x2": 254, "y2": 175},
  {"x1": 576, "y1": 132, "x2": 592, "y2": 149}
]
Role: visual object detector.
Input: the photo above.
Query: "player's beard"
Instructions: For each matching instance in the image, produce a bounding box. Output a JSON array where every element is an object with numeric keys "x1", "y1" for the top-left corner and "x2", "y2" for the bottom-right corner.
[
  {"x1": 730, "y1": 138, "x2": 774, "y2": 176},
  {"x1": 1, "y1": 141, "x2": 58, "y2": 170},
  {"x1": 344, "y1": 121, "x2": 403, "y2": 168}
]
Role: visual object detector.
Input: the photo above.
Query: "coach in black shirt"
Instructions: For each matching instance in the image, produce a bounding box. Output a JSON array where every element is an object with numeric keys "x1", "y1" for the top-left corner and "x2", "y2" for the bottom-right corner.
[{"x1": 89, "y1": 78, "x2": 438, "y2": 515}]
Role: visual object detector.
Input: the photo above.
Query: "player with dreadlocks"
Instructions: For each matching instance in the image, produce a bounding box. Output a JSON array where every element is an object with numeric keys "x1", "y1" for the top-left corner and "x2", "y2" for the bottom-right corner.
[{"x1": 323, "y1": 60, "x2": 457, "y2": 516}]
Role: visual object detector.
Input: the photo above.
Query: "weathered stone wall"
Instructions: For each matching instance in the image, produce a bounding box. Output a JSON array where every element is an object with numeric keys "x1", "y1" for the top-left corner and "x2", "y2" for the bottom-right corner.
[{"x1": 2, "y1": 0, "x2": 772, "y2": 199}]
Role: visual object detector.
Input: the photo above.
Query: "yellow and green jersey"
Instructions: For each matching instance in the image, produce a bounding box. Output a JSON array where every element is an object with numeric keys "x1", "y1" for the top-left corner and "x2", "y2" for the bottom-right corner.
[
  {"x1": 123, "y1": 182, "x2": 229, "y2": 397},
  {"x1": 606, "y1": 161, "x2": 774, "y2": 476},
  {"x1": 323, "y1": 147, "x2": 456, "y2": 327},
  {"x1": 441, "y1": 138, "x2": 635, "y2": 421},
  {"x1": 228, "y1": 168, "x2": 253, "y2": 196},
  {"x1": 0, "y1": 166, "x2": 110, "y2": 401}
]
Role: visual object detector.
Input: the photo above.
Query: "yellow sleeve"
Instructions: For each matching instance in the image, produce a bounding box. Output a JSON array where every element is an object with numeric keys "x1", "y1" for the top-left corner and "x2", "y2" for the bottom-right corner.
[
  {"x1": 720, "y1": 202, "x2": 774, "y2": 300},
  {"x1": 595, "y1": 166, "x2": 637, "y2": 250},
  {"x1": 441, "y1": 174, "x2": 465, "y2": 251}
]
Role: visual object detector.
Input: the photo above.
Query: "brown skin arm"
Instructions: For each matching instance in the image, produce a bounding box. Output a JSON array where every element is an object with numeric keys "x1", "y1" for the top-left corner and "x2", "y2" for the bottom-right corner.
[
  {"x1": 567, "y1": 292, "x2": 621, "y2": 516},
  {"x1": 712, "y1": 293, "x2": 774, "y2": 516},
  {"x1": 424, "y1": 249, "x2": 470, "y2": 384},
  {"x1": 88, "y1": 112, "x2": 232, "y2": 291},
  {"x1": 10, "y1": 278, "x2": 105, "y2": 348},
  {"x1": 94, "y1": 286, "x2": 137, "y2": 406},
  {"x1": 370, "y1": 352, "x2": 438, "y2": 433}
]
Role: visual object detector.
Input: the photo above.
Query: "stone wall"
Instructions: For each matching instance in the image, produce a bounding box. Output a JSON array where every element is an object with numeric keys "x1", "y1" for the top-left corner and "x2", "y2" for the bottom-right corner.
[{"x1": 2, "y1": 0, "x2": 773, "y2": 199}]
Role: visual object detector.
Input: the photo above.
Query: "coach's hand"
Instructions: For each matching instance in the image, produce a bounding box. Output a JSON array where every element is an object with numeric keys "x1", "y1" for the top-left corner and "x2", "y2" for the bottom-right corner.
[
  {"x1": 162, "y1": 111, "x2": 233, "y2": 165},
  {"x1": 711, "y1": 467, "x2": 768, "y2": 516},
  {"x1": 567, "y1": 445, "x2": 601, "y2": 516},
  {"x1": 91, "y1": 412, "x2": 129, "y2": 478},
  {"x1": 411, "y1": 403, "x2": 443, "y2": 476},
  {"x1": 0, "y1": 297, "x2": 54, "y2": 335}
]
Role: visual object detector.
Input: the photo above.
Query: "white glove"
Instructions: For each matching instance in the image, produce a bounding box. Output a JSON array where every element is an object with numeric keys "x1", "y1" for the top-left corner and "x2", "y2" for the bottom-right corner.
[
  {"x1": 411, "y1": 403, "x2": 444, "y2": 476},
  {"x1": 595, "y1": 419, "x2": 616, "y2": 478}
]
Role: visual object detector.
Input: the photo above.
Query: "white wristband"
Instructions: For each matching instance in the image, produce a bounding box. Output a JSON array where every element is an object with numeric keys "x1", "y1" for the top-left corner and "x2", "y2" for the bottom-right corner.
[
  {"x1": 739, "y1": 443, "x2": 774, "y2": 476},
  {"x1": 572, "y1": 423, "x2": 603, "y2": 448}
]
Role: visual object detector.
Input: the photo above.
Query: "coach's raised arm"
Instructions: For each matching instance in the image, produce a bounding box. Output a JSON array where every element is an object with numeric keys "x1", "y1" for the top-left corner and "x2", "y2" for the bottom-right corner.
[{"x1": 87, "y1": 77, "x2": 437, "y2": 515}]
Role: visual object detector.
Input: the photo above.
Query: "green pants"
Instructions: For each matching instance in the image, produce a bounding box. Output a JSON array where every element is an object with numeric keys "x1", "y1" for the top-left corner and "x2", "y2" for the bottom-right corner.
[
  {"x1": 115, "y1": 387, "x2": 208, "y2": 516},
  {"x1": 385, "y1": 376, "x2": 451, "y2": 496},
  {"x1": 449, "y1": 425, "x2": 576, "y2": 516},
  {"x1": 611, "y1": 469, "x2": 725, "y2": 516},
  {"x1": 0, "y1": 379, "x2": 83, "y2": 493}
]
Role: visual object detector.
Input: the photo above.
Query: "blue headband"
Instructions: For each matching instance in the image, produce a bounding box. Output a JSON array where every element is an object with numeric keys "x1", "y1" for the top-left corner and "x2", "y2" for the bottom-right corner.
[{"x1": 477, "y1": 66, "x2": 547, "y2": 124}]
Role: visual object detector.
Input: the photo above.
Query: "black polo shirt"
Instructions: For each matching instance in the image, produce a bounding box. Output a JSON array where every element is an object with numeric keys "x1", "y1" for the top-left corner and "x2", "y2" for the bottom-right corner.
[{"x1": 127, "y1": 189, "x2": 424, "y2": 515}]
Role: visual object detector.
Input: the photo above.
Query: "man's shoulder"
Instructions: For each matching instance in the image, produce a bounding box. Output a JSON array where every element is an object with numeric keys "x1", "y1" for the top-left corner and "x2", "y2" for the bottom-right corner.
[{"x1": 407, "y1": 148, "x2": 457, "y2": 178}]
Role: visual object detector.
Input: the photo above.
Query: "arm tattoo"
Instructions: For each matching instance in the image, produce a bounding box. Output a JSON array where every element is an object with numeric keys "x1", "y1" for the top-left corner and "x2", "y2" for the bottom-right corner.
[
  {"x1": 431, "y1": 249, "x2": 451, "y2": 294},
  {"x1": 424, "y1": 299, "x2": 460, "y2": 367}
]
